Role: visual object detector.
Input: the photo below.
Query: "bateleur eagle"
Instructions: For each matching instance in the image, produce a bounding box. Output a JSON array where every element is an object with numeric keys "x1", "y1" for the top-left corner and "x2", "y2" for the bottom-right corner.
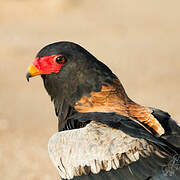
[{"x1": 26, "y1": 41, "x2": 180, "y2": 180}]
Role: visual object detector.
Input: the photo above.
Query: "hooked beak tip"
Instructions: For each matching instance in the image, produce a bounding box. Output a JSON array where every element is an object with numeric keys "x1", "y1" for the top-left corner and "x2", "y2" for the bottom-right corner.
[{"x1": 26, "y1": 72, "x2": 32, "y2": 82}]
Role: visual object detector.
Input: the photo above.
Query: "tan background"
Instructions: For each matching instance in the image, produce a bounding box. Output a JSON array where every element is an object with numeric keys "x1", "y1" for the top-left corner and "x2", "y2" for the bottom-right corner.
[{"x1": 0, "y1": 0, "x2": 180, "y2": 179}]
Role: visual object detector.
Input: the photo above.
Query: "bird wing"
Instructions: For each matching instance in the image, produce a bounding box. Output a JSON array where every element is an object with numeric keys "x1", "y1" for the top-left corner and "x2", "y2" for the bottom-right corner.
[
  {"x1": 48, "y1": 108, "x2": 180, "y2": 180},
  {"x1": 48, "y1": 120, "x2": 180, "y2": 180}
]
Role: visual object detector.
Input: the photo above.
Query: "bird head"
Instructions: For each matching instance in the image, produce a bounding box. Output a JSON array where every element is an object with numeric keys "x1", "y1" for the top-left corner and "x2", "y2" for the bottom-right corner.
[
  {"x1": 26, "y1": 41, "x2": 117, "y2": 97},
  {"x1": 27, "y1": 41, "x2": 115, "y2": 80},
  {"x1": 26, "y1": 41, "x2": 119, "y2": 130},
  {"x1": 26, "y1": 41, "x2": 81, "y2": 81}
]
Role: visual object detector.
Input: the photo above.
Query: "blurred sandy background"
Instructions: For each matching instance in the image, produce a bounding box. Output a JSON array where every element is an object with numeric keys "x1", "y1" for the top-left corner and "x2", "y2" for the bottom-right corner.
[{"x1": 0, "y1": 0, "x2": 180, "y2": 179}]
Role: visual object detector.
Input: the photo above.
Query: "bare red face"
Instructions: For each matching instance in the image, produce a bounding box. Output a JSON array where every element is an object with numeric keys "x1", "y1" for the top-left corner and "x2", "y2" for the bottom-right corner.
[{"x1": 26, "y1": 54, "x2": 67, "y2": 80}]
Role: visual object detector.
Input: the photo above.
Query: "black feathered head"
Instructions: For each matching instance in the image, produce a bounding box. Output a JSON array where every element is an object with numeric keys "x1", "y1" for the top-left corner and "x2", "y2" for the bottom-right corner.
[
  {"x1": 26, "y1": 41, "x2": 120, "y2": 130},
  {"x1": 26, "y1": 41, "x2": 117, "y2": 99}
]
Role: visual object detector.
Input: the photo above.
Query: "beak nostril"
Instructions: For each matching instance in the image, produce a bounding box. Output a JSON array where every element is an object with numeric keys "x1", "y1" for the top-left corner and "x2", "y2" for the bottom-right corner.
[{"x1": 26, "y1": 73, "x2": 32, "y2": 82}]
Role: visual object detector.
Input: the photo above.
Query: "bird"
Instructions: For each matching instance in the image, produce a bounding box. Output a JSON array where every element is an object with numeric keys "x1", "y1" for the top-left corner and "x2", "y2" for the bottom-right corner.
[{"x1": 26, "y1": 41, "x2": 180, "y2": 180}]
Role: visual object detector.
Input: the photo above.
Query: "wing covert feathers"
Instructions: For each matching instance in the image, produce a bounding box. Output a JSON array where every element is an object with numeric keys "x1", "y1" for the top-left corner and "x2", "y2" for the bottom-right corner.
[
  {"x1": 74, "y1": 79, "x2": 164, "y2": 136},
  {"x1": 48, "y1": 121, "x2": 168, "y2": 180}
]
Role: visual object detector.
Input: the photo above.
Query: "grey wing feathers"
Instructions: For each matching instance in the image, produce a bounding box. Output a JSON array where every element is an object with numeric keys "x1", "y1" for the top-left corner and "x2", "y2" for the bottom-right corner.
[{"x1": 48, "y1": 121, "x2": 179, "y2": 180}]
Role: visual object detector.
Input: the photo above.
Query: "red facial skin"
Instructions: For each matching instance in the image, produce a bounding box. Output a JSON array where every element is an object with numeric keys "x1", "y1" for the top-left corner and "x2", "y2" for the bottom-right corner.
[{"x1": 32, "y1": 54, "x2": 64, "y2": 75}]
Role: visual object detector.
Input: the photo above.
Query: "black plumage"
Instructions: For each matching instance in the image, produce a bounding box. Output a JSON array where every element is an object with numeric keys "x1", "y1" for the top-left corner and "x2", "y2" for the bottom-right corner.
[
  {"x1": 27, "y1": 41, "x2": 180, "y2": 179},
  {"x1": 40, "y1": 42, "x2": 118, "y2": 131}
]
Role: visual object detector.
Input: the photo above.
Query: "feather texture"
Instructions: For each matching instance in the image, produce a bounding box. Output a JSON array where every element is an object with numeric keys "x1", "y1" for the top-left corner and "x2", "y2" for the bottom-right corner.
[{"x1": 48, "y1": 121, "x2": 180, "y2": 180}]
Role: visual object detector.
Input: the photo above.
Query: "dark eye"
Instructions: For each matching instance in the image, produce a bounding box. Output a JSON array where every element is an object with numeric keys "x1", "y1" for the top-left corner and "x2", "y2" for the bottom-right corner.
[{"x1": 56, "y1": 55, "x2": 67, "y2": 64}]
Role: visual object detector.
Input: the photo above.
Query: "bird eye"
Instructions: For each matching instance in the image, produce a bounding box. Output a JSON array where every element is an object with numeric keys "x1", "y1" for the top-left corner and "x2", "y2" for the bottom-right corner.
[{"x1": 56, "y1": 55, "x2": 67, "y2": 64}]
